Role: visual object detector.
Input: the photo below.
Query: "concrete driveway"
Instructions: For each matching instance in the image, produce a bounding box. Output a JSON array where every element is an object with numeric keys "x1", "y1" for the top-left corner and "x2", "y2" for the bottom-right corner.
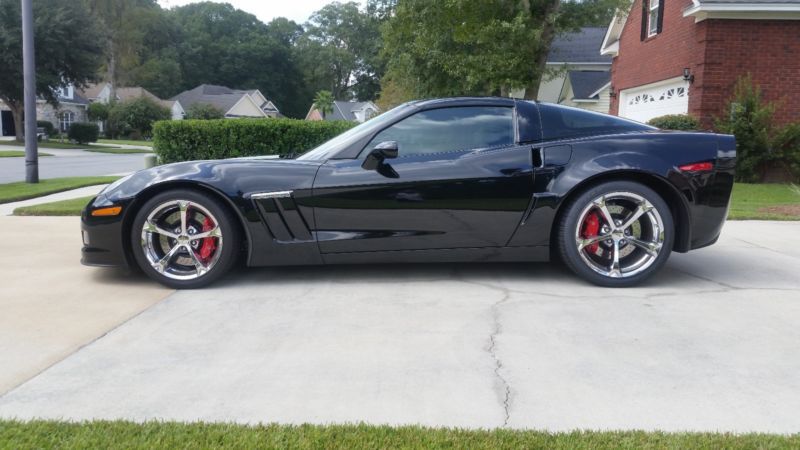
[{"x1": 0, "y1": 220, "x2": 798, "y2": 432}]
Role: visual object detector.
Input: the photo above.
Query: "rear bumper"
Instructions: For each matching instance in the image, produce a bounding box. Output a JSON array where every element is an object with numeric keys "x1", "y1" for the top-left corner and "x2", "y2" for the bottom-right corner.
[
  {"x1": 80, "y1": 196, "x2": 130, "y2": 269},
  {"x1": 687, "y1": 154, "x2": 736, "y2": 250}
]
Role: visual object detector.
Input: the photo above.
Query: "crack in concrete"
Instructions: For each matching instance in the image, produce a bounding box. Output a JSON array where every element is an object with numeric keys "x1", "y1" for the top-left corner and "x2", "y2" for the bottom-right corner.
[
  {"x1": 733, "y1": 237, "x2": 800, "y2": 261},
  {"x1": 458, "y1": 277, "x2": 512, "y2": 427}
]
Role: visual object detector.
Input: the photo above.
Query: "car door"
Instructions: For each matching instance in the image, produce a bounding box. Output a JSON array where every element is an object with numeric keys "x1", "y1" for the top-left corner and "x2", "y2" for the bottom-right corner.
[{"x1": 311, "y1": 105, "x2": 537, "y2": 253}]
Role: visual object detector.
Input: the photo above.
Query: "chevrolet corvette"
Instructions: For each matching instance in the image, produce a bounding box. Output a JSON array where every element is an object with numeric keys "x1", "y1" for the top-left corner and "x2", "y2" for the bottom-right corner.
[{"x1": 81, "y1": 98, "x2": 736, "y2": 288}]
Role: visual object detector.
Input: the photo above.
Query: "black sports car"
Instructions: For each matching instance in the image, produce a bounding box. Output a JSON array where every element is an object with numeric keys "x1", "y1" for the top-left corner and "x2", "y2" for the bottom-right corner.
[{"x1": 81, "y1": 98, "x2": 735, "y2": 288}]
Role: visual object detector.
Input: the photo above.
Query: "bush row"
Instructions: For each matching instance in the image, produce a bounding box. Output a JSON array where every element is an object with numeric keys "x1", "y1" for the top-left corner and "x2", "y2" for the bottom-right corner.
[
  {"x1": 647, "y1": 114, "x2": 701, "y2": 131},
  {"x1": 153, "y1": 118, "x2": 356, "y2": 164},
  {"x1": 67, "y1": 122, "x2": 100, "y2": 144}
]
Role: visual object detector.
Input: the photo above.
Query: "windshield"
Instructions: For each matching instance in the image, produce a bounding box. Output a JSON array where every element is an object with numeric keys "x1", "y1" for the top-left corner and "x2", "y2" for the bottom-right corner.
[{"x1": 296, "y1": 103, "x2": 414, "y2": 161}]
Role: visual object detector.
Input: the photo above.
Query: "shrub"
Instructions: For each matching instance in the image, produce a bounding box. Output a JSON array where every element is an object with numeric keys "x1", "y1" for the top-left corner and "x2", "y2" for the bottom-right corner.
[
  {"x1": 153, "y1": 118, "x2": 356, "y2": 164},
  {"x1": 67, "y1": 122, "x2": 99, "y2": 144},
  {"x1": 36, "y1": 120, "x2": 55, "y2": 136},
  {"x1": 714, "y1": 74, "x2": 799, "y2": 182},
  {"x1": 107, "y1": 97, "x2": 170, "y2": 139},
  {"x1": 186, "y1": 103, "x2": 225, "y2": 120},
  {"x1": 87, "y1": 102, "x2": 110, "y2": 122},
  {"x1": 647, "y1": 114, "x2": 700, "y2": 131}
]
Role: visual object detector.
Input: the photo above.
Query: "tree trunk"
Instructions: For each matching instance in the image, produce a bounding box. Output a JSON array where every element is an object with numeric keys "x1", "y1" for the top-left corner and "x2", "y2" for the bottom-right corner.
[
  {"x1": 107, "y1": 51, "x2": 117, "y2": 102},
  {"x1": 8, "y1": 102, "x2": 25, "y2": 142},
  {"x1": 525, "y1": 0, "x2": 562, "y2": 100}
]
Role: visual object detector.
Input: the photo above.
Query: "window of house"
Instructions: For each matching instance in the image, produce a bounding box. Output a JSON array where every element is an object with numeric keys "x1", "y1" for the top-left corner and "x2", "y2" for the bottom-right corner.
[
  {"x1": 363, "y1": 106, "x2": 515, "y2": 157},
  {"x1": 648, "y1": 0, "x2": 660, "y2": 37},
  {"x1": 59, "y1": 111, "x2": 75, "y2": 132}
]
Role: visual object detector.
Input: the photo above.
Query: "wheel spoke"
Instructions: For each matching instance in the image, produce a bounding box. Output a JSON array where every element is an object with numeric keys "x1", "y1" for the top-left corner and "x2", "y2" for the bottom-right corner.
[
  {"x1": 191, "y1": 226, "x2": 222, "y2": 240},
  {"x1": 593, "y1": 196, "x2": 616, "y2": 229},
  {"x1": 187, "y1": 248, "x2": 209, "y2": 277},
  {"x1": 179, "y1": 201, "x2": 190, "y2": 235},
  {"x1": 609, "y1": 240, "x2": 622, "y2": 278},
  {"x1": 152, "y1": 243, "x2": 183, "y2": 273},
  {"x1": 628, "y1": 237, "x2": 662, "y2": 257},
  {"x1": 143, "y1": 220, "x2": 179, "y2": 239},
  {"x1": 620, "y1": 200, "x2": 653, "y2": 230},
  {"x1": 577, "y1": 234, "x2": 611, "y2": 250}
]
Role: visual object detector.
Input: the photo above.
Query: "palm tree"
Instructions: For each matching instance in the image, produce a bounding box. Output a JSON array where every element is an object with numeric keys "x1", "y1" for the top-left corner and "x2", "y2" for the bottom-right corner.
[{"x1": 313, "y1": 90, "x2": 335, "y2": 119}]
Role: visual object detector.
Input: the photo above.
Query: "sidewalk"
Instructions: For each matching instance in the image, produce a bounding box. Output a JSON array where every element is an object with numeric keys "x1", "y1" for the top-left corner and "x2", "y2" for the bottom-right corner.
[{"x1": 0, "y1": 184, "x2": 110, "y2": 216}]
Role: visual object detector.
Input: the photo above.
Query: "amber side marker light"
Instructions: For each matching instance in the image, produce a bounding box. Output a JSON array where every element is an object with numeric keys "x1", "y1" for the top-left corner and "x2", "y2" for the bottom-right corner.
[
  {"x1": 679, "y1": 162, "x2": 714, "y2": 173},
  {"x1": 91, "y1": 206, "x2": 123, "y2": 217}
]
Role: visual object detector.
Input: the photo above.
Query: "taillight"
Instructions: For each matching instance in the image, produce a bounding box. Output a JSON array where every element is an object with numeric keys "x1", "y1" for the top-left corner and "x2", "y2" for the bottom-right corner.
[{"x1": 678, "y1": 162, "x2": 714, "y2": 173}]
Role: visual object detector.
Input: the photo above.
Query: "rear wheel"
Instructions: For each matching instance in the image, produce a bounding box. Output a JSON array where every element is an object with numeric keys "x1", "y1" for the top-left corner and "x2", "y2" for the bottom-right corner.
[
  {"x1": 131, "y1": 189, "x2": 240, "y2": 289},
  {"x1": 557, "y1": 181, "x2": 674, "y2": 287}
]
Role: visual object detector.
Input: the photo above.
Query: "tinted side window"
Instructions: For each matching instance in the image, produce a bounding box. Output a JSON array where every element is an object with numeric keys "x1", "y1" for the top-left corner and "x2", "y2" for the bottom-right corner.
[
  {"x1": 539, "y1": 103, "x2": 652, "y2": 141},
  {"x1": 365, "y1": 107, "x2": 514, "y2": 157}
]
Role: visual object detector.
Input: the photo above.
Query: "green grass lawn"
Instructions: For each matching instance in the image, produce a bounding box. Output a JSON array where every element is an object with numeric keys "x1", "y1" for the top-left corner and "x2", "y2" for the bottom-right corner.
[
  {"x1": 0, "y1": 140, "x2": 119, "y2": 150},
  {"x1": 729, "y1": 183, "x2": 800, "y2": 220},
  {"x1": 0, "y1": 150, "x2": 53, "y2": 158},
  {"x1": 97, "y1": 138, "x2": 153, "y2": 147},
  {"x1": 13, "y1": 195, "x2": 93, "y2": 216},
  {"x1": 0, "y1": 421, "x2": 797, "y2": 450},
  {"x1": 0, "y1": 177, "x2": 119, "y2": 204},
  {"x1": 84, "y1": 147, "x2": 152, "y2": 154}
]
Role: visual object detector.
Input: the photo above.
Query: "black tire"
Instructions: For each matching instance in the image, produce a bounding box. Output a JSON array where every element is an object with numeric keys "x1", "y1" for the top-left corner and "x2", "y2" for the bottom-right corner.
[
  {"x1": 557, "y1": 180, "x2": 674, "y2": 287},
  {"x1": 131, "y1": 189, "x2": 240, "y2": 289}
]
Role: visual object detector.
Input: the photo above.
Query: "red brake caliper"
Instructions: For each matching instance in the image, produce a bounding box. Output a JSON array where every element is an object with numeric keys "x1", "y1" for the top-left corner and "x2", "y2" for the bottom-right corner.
[
  {"x1": 198, "y1": 217, "x2": 217, "y2": 263},
  {"x1": 581, "y1": 211, "x2": 601, "y2": 253}
]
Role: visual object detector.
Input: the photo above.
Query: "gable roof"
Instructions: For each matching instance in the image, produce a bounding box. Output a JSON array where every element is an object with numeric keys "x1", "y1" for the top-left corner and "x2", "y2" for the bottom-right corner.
[
  {"x1": 327, "y1": 101, "x2": 379, "y2": 121},
  {"x1": 567, "y1": 71, "x2": 612, "y2": 100},
  {"x1": 76, "y1": 82, "x2": 110, "y2": 100},
  {"x1": 548, "y1": 27, "x2": 612, "y2": 64},
  {"x1": 171, "y1": 84, "x2": 277, "y2": 116}
]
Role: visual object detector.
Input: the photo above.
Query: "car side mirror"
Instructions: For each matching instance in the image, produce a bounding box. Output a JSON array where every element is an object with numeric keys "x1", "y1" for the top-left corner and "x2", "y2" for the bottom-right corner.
[
  {"x1": 372, "y1": 141, "x2": 399, "y2": 159},
  {"x1": 362, "y1": 141, "x2": 398, "y2": 170}
]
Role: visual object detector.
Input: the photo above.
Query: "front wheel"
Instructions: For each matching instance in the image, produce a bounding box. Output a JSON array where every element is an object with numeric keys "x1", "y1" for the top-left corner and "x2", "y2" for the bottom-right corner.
[
  {"x1": 131, "y1": 189, "x2": 240, "y2": 289},
  {"x1": 557, "y1": 181, "x2": 674, "y2": 287}
]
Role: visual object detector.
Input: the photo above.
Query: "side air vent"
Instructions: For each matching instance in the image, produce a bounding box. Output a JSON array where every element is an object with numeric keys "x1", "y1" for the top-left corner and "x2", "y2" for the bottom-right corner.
[{"x1": 251, "y1": 192, "x2": 313, "y2": 242}]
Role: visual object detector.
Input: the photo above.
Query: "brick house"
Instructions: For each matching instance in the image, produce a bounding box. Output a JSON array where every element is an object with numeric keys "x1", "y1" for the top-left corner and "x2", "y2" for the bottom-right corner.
[{"x1": 600, "y1": 0, "x2": 800, "y2": 127}]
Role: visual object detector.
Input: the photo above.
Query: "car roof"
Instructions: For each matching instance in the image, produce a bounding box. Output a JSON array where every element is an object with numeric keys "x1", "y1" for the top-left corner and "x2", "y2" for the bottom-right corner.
[{"x1": 408, "y1": 97, "x2": 518, "y2": 109}]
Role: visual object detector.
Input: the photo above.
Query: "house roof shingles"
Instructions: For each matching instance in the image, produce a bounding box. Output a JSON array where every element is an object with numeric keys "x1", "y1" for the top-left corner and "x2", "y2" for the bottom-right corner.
[
  {"x1": 568, "y1": 71, "x2": 611, "y2": 100},
  {"x1": 172, "y1": 84, "x2": 276, "y2": 116},
  {"x1": 327, "y1": 101, "x2": 376, "y2": 121},
  {"x1": 548, "y1": 27, "x2": 613, "y2": 64}
]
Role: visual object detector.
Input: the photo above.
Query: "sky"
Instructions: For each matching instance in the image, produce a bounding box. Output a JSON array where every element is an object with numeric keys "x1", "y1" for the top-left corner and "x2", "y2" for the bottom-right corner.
[{"x1": 157, "y1": 0, "x2": 366, "y2": 24}]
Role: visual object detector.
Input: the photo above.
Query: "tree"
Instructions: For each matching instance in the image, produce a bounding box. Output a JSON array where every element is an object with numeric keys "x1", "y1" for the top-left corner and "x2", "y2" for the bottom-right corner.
[
  {"x1": 297, "y1": 2, "x2": 385, "y2": 101},
  {"x1": 86, "y1": 0, "x2": 161, "y2": 101},
  {"x1": 87, "y1": 102, "x2": 110, "y2": 122},
  {"x1": 186, "y1": 103, "x2": 225, "y2": 120},
  {"x1": 0, "y1": 0, "x2": 104, "y2": 141},
  {"x1": 107, "y1": 97, "x2": 170, "y2": 139},
  {"x1": 382, "y1": 0, "x2": 625, "y2": 100},
  {"x1": 168, "y1": 3, "x2": 308, "y2": 118},
  {"x1": 313, "y1": 90, "x2": 335, "y2": 119}
]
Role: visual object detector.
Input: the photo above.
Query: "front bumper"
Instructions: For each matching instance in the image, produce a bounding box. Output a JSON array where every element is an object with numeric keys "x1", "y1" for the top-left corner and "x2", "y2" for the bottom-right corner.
[{"x1": 80, "y1": 196, "x2": 130, "y2": 268}]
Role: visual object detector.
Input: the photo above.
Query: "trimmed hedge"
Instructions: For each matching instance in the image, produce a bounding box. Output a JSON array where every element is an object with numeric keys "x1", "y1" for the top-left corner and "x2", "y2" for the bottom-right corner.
[
  {"x1": 153, "y1": 118, "x2": 356, "y2": 164},
  {"x1": 647, "y1": 114, "x2": 701, "y2": 131},
  {"x1": 67, "y1": 122, "x2": 100, "y2": 144}
]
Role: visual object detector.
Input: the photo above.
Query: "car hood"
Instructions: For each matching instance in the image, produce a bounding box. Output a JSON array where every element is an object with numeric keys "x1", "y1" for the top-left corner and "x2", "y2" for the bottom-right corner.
[{"x1": 100, "y1": 158, "x2": 324, "y2": 203}]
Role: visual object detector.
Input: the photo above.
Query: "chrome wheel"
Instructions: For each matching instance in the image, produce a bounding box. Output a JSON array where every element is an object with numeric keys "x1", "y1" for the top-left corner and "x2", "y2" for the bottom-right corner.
[
  {"x1": 140, "y1": 199, "x2": 224, "y2": 281},
  {"x1": 574, "y1": 191, "x2": 665, "y2": 279}
]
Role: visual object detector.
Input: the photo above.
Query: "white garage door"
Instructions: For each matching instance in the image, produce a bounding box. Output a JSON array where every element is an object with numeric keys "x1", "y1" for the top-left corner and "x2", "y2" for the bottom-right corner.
[{"x1": 619, "y1": 77, "x2": 689, "y2": 123}]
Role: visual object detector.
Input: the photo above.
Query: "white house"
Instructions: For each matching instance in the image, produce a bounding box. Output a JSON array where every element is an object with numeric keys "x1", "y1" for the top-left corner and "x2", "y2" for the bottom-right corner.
[
  {"x1": 171, "y1": 85, "x2": 280, "y2": 119},
  {"x1": 305, "y1": 101, "x2": 380, "y2": 122}
]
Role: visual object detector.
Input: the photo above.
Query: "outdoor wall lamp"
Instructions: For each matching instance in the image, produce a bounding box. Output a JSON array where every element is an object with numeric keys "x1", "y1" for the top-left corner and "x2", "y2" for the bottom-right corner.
[
  {"x1": 683, "y1": 68, "x2": 695, "y2": 83},
  {"x1": 609, "y1": 85, "x2": 617, "y2": 98}
]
